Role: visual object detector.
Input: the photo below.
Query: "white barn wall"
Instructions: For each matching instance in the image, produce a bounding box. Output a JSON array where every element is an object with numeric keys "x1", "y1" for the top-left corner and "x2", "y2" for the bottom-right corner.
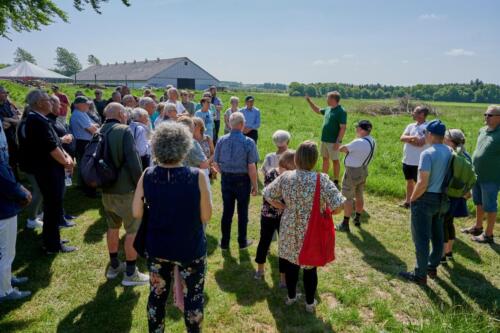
[{"x1": 148, "y1": 59, "x2": 218, "y2": 90}]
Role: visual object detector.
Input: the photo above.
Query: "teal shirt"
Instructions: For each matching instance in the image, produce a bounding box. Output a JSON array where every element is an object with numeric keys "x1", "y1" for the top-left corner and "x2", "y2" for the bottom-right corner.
[
  {"x1": 320, "y1": 105, "x2": 347, "y2": 143},
  {"x1": 473, "y1": 126, "x2": 500, "y2": 183}
]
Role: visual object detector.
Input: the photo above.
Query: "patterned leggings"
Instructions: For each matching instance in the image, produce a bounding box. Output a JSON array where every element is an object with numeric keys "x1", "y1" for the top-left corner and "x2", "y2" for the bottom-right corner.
[{"x1": 147, "y1": 257, "x2": 206, "y2": 333}]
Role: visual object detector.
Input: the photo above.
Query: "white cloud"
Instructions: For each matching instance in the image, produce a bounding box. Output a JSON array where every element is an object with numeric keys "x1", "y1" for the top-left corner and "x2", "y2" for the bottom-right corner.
[
  {"x1": 401, "y1": 60, "x2": 409, "y2": 64},
  {"x1": 419, "y1": 13, "x2": 445, "y2": 20},
  {"x1": 313, "y1": 58, "x2": 339, "y2": 66},
  {"x1": 445, "y1": 48, "x2": 476, "y2": 57}
]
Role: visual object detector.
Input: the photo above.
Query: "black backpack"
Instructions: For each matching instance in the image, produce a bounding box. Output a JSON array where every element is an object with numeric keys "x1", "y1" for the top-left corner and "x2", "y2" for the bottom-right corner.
[{"x1": 80, "y1": 125, "x2": 123, "y2": 188}]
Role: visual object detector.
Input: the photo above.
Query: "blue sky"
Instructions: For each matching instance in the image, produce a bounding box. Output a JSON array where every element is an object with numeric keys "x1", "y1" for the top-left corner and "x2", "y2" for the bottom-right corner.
[{"x1": 1, "y1": 0, "x2": 499, "y2": 85}]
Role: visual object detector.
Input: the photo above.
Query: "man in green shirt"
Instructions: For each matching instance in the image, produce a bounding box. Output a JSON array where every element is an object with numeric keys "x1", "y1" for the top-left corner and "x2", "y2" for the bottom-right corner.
[
  {"x1": 462, "y1": 105, "x2": 500, "y2": 244},
  {"x1": 306, "y1": 91, "x2": 347, "y2": 186}
]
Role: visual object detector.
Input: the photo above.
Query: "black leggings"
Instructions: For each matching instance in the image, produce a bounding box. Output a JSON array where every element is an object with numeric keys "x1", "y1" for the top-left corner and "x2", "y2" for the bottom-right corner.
[
  {"x1": 255, "y1": 215, "x2": 285, "y2": 273},
  {"x1": 443, "y1": 212, "x2": 456, "y2": 243},
  {"x1": 282, "y1": 259, "x2": 317, "y2": 304}
]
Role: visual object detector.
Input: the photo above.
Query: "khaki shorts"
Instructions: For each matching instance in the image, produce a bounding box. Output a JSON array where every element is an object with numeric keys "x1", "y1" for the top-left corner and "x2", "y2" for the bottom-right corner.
[
  {"x1": 102, "y1": 192, "x2": 140, "y2": 234},
  {"x1": 320, "y1": 142, "x2": 340, "y2": 161},
  {"x1": 342, "y1": 166, "x2": 368, "y2": 200}
]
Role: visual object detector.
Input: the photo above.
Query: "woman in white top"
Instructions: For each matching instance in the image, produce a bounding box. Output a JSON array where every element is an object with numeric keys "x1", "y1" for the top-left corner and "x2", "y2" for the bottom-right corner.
[{"x1": 261, "y1": 130, "x2": 291, "y2": 176}]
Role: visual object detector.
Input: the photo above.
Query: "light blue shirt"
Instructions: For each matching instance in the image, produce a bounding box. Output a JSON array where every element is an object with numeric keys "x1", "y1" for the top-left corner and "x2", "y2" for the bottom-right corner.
[
  {"x1": 194, "y1": 110, "x2": 214, "y2": 138},
  {"x1": 184, "y1": 140, "x2": 207, "y2": 167},
  {"x1": 418, "y1": 144, "x2": 452, "y2": 193},
  {"x1": 214, "y1": 130, "x2": 259, "y2": 173},
  {"x1": 69, "y1": 110, "x2": 94, "y2": 141},
  {"x1": 129, "y1": 121, "x2": 150, "y2": 157},
  {"x1": 240, "y1": 107, "x2": 261, "y2": 130},
  {"x1": 0, "y1": 119, "x2": 7, "y2": 151}
]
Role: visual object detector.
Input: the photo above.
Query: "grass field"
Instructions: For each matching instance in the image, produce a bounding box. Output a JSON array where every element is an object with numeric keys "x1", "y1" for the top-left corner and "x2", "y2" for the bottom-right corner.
[{"x1": 0, "y1": 81, "x2": 499, "y2": 332}]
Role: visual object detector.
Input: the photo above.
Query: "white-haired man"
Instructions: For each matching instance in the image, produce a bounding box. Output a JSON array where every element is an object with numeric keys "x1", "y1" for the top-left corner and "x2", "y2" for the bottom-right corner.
[
  {"x1": 101, "y1": 103, "x2": 149, "y2": 286},
  {"x1": 129, "y1": 108, "x2": 152, "y2": 170},
  {"x1": 214, "y1": 112, "x2": 259, "y2": 250}
]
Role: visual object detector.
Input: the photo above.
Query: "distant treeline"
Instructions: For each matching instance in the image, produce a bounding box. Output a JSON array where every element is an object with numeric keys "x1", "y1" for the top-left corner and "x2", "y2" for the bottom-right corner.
[
  {"x1": 220, "y1": 81, "x2": 288, "y2": 93},
  {"x1": 288, "y1": 79, "x2": 500, "y2": 103}
]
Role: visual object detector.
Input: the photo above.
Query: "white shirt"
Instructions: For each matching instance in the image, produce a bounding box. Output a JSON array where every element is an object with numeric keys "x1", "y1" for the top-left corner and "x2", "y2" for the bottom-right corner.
[
  {"x1": 402, "y1": 122, "x2": 429, "y2": 166},
  {"x1": 344, "y1": 135, "x2": 376, "y2": 168},
  {"x1": 261, "y1": 152, "x2": 281, "y2": 175},
  {"x1": 129, "y1": 121, "x2": 151, "y2": 157},
  {"x1": 167, "y1": 100, "x2": 186, "y2": 115}
]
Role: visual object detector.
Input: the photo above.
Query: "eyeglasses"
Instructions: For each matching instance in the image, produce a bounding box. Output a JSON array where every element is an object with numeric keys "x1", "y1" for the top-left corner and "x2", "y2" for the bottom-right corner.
[{"x1": 484, "y1": 113, "x2": 499, "y2": 118}]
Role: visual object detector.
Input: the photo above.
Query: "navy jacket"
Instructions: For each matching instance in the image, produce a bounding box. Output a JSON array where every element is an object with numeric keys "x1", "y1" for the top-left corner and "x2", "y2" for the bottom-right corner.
[{"x1": 0, "y1": 122, "x2": 28, "y2": 219}]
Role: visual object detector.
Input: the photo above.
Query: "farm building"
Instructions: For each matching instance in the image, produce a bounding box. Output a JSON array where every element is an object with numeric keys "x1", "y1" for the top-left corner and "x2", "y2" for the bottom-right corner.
[{"x1": 75, "y1": 57, "x2": 219, "y2": 90}]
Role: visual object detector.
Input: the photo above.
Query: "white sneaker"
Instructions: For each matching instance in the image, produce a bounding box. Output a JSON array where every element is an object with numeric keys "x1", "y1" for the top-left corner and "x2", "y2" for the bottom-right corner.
[
  {"x1": 121, "y1": 268, "x2": 149, "y2": 287},
  {"x1": 26, "y1": 218, "x2": 43, "y2": 229},
  {"x1": 285, "y1": 293, "x2": 302, "y2": 305},
  {"x1": 305, "y1": 299, "x2": 318, "y2": 313},
  {"x1": 106, "y1": 262, "x2": 125, "y2": 279}
]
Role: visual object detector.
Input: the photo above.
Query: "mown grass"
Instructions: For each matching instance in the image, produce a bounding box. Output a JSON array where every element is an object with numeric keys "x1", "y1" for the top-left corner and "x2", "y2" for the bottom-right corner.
[{"x1": 0, "y1": 81, "x2": 498, "y2": 332}]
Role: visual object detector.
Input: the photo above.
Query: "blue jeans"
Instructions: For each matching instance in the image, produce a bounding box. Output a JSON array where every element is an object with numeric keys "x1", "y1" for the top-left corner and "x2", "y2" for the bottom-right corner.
[
  {"x1": 410, "y1": 192, "x2": 449, "y2": 278},
  {"x1": 220, "y1": 173, "x2": 251, "y2": 248}
]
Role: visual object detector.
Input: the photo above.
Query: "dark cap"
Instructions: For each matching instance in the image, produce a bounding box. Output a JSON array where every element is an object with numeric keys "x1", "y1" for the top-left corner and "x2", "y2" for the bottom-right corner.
[
  {"x1": 245, "y1": 95, "x2": 254, "y2": 102},
  {"x1": 426, "y1": 119, "x2": 446, "y2": 136},
  {"x1": 356, "y1": 120, "x2": 372, "y2": 131},
  {"x1": 51, "y1": 85, "x2": 59, "y2": 90},
  {"x1": 73, "y1": 96, "x2": 90, "y2": 104}
]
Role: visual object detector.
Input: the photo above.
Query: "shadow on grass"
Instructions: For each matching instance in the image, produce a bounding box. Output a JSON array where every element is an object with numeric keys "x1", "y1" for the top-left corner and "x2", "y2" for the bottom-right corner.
[
  {"x1": 0, "y1": 319, "x2": 37, "y2": 332},
  {"x1": 444, "y1": 261, "x2": 500, "y2": 317},
  {"x1": 56, "y1": 279, "x2": 141, "y2": 333},
  {"x1": 214, "y1": 249, "x2": 266, "y2": 306},
  {"x1": 347, "y1": 228, "x2": 407, "y2": 275},
  {"x1": 453, "y1": 238, "x2": 482, "y2": 264}
]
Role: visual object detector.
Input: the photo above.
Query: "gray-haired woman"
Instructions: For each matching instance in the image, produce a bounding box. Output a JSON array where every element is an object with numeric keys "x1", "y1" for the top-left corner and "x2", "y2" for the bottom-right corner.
[
  {"x1": 133, "y1": 122, "x2": 212, "y2": 333},
  {"x1": 261, "y1": 130, "x2": 291, "y2": 175}
]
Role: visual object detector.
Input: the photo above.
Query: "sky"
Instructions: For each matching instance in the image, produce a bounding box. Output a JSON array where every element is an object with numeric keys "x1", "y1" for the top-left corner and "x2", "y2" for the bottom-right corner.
[{"x1": 1, "y1": 0, "x2": 499, "y2": 85}]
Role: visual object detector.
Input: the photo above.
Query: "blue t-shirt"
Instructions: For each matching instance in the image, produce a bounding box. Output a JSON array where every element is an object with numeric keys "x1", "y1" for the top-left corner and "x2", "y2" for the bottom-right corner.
[
  {"x1": 194, "y1": 110, "x2": 214, "y2": 138},
  {"x1": 69, "y1": 110, "x2": 93, "y2": 141},
  {"x1": 418, "y1": 144, "x2": 452, "y2": 193},
  {"x1": 214, "y1": 130, "x2": 259, "y2": 173}
]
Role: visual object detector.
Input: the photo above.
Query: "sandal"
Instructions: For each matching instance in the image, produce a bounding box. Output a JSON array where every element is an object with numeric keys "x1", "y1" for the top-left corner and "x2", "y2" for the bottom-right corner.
[
  {"x1": 461, "y1": 226, "x2": 483, "y2": 236},
  {"x1": 472, "y1": 233, "x2": 494, "y2": 244}
]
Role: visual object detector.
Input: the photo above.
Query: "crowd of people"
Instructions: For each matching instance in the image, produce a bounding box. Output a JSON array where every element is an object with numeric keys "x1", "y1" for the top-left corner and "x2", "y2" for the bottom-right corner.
[{"x1": 0, "y1": 82, "x2": 498, "y2": 332}]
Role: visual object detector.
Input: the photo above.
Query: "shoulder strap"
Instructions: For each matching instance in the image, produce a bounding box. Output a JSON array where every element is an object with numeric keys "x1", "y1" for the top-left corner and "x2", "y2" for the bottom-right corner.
[
  {"x1": 362, "y1": 137, "x2": 375, "y2": 166},
  {"x1": 312, "y1": 173, "x2": 322, "y2": 211}
]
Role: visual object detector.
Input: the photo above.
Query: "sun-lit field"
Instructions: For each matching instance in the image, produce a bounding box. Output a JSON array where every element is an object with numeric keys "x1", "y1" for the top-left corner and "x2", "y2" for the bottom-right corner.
[{"x1": 0, "y1": 81, "x2": 498, "y2": 332}]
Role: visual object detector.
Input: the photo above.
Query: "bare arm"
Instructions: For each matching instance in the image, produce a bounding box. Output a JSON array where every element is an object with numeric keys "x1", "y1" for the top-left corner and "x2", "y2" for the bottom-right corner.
[
  {"x1": 305, "y1": 95, "x2": 321, "y2": 114},
  {"x1": 49, "y1": 147, "x2": 73, "y2": 168},
  {"x1": 199, "y1": 171, "x2": 212, "y2": 223},
  {"x1": 86, "y1": 124, "x2": 99, "y2": 134},
  {"x1": 334, "y1": 124, "x2": 347, "y2": 150},
  {"x1": 248, "y1": 163, "x2": 258, "y2": 196},
  {"x1": 132, "y1": 172, "x2": 145, "y2": 220},
  {"x1": 410, "y1": 171, "x2": 429, "y2": 202},
  {"x1": 339, "y1": 145, "x2": 349, "y2": 154},
  {"x1": 199, "y1": 160, "x2": 210, "y2": 169}
]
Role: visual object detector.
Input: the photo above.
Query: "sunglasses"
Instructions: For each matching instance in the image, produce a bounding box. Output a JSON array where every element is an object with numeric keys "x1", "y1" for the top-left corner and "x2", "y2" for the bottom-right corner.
[{"x1": 484, "y1": 113, "x2": 499, "y2": 118}]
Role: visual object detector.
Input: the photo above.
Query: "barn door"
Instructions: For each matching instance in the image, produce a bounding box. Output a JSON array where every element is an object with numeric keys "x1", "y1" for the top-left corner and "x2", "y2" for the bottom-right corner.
[{"x1": 177, "y1": 78, "x2": 195, "y2": 89}]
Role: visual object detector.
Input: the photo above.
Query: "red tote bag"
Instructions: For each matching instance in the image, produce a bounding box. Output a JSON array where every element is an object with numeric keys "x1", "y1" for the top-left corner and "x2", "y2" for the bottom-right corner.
[{"x1": 298, "y1": 173, "x2": 336, "y2": 267}]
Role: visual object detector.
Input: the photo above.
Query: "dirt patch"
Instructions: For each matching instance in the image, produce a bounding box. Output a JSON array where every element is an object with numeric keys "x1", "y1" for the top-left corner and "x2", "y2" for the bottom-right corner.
[
  {"x1": 321, "y1": 292, "x2": 341, "y2": 309},
  {"x1": 355, "y1": 97, "x2": 438, "y2": 116}
]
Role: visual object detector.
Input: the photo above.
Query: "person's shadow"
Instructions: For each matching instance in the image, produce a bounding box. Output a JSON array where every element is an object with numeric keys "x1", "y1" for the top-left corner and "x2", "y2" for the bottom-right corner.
[
  {"x1": 347, "y1": 228, "x2": 407, "y2": 275},
  {"x1": 444, "y1": 261, "x2": 500, "y2": 316},
  {"x1": 214, "y1": 249, "x2": 267, "y2": 306},
  {"x1": 453, "y1": 238, "x2": 482, "y2": 264},
  {"x1": 56, "y1": 279, "x2": 140, "y2": 333}
]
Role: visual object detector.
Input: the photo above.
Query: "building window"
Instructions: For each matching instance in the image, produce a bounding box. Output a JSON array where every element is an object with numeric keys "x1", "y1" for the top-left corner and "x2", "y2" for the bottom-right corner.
[{"x1": 184, "y1": 61, "x2": 188, "y2": 66}]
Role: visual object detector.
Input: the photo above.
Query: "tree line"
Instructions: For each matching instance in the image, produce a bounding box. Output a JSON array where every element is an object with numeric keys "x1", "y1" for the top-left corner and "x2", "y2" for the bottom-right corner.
[{"x1": 288, "y1": 80, "x2": 500, "y2": 103}]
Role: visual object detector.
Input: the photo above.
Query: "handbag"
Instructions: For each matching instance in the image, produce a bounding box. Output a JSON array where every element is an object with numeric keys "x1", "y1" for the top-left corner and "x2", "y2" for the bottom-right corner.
[
  {"x1": 133, "y1": 202, "x2": 149, "y2": 258},
  {"x1": 298, "y1": 173, "x2": 336, "y2": 266}
]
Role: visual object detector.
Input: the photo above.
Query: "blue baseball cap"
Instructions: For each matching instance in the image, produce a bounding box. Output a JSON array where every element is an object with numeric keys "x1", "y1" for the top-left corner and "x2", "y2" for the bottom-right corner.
[{"x1": 426, "y1": 119, "x2": 446, "y2": 136}]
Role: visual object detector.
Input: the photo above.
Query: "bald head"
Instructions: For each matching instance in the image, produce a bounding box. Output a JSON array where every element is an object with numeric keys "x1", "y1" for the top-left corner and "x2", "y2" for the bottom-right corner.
[{"x1": 104, "y1": 102, "x2": 127, "y2": 123}]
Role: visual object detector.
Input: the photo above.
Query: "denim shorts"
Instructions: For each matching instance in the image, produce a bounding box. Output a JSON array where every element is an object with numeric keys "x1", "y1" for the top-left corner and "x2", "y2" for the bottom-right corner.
[{"x1": 472, "y1": 182, "x2": 500, "y2": 213}]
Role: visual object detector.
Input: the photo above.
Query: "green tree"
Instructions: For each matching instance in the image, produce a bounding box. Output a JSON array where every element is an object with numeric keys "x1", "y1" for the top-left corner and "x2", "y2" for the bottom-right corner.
[
  {"x1": 13, "y1": 47, "x2": 36, "y2": 64},
  {"x1": 87, "y1": 54, "x2": 101, "y2": 66},
  {"x1": 55, "y1": 47, "x2": 82, "y2": 76},
  {"x1": 0, "y1": 63, "x2": 9, "y2": 69},
  {"x1": 0, "y1": 1, "x2": 130, "y2": 39}
]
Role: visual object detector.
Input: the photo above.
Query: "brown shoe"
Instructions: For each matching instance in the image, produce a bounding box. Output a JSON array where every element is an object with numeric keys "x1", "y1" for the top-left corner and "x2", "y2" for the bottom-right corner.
[
  {"x1": 461, "y1": 226, "x2": 483, "y2": 236},
  {"x1": 472, "y1": 233, "x2": 494, "y2": 244}
]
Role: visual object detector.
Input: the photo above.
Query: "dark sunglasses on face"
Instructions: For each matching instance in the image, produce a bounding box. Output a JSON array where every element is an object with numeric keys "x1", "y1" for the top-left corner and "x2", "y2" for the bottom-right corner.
[{"x1": 484, "y1": 113, "x2": 499, "y2": 118}]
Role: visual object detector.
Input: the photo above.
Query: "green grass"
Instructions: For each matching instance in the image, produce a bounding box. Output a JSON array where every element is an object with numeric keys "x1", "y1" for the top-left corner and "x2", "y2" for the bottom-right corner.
[{"x1": 0, "y1": 81, "x2": 499, "y2": 332}]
